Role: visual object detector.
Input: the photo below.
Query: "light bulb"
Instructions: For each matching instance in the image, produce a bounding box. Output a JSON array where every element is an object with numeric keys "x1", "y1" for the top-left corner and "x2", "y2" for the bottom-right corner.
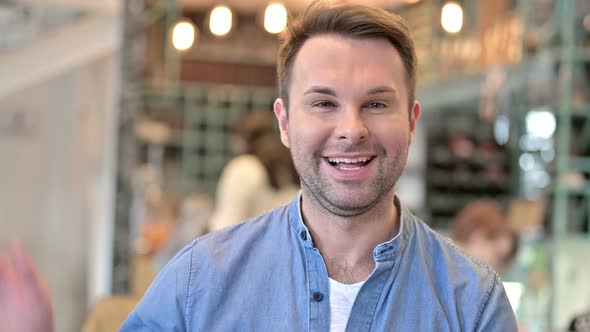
[
  {"x1": 210, "y1": 5, "x2": 233, "y2": 36},
  {"x1": 264, "y1": 3, "x2": 288, "y2": 34},
  {"x1": 171, "y1": 20, "x2": 196, "y2": 51},
  {"x1": 441, "y1": 2, "x2": 463, "y2": 34}
]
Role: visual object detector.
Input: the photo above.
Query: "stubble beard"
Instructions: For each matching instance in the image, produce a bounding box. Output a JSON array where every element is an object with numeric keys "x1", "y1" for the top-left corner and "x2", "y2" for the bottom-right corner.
[{"x1": 293, "y1": 142, "x2": 409, "y2": 218}]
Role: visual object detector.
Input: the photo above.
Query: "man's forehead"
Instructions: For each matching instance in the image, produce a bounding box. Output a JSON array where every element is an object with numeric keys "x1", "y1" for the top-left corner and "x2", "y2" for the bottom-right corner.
[
  {"x1": 297, "y1": 34, "x2": 398, "y2": 57},
  {"x1": 289, "y1": 34, "x2": 406, "y2": 94},
  {"x1": 292, "y1": 35, "x2": 403, "y2": 72}
]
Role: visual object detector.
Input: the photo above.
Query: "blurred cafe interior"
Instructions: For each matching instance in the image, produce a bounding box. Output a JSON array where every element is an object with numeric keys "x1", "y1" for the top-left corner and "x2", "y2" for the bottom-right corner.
[{"x1": 1, "y1": 0, "x2": 590, "y2": 331}]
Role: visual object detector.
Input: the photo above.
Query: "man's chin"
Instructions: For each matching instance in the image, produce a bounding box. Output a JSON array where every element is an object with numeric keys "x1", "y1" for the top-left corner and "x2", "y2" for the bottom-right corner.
[
  {"x1": 302, "y1": 178, "x2": 394, "y2": 216},
  {"x1": 318, "y1": 195, "x2": 380, "y2": 217}
]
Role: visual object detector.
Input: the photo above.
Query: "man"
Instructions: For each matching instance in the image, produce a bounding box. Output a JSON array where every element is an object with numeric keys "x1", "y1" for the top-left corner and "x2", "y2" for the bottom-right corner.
[{"x1": 121, "y1": 3, "x2": 517, "y2": 331}]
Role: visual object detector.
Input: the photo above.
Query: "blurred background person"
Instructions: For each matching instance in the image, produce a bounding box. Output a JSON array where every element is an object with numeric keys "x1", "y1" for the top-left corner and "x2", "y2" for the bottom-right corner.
[
  {"x1": 209, "y1": 111, "x2": 299, "y2": 231},
  {"x1": 154, "y1": 193, "x2": 214, "y2": 270},
  {"x1": 451, "y1": 200, "x2": 519, "y2": 275}
]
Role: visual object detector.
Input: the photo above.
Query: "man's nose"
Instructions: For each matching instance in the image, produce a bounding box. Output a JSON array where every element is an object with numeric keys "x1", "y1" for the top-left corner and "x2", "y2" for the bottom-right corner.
[{"x1": 335, "y1": 108, "x2": 369, "y2": 144}]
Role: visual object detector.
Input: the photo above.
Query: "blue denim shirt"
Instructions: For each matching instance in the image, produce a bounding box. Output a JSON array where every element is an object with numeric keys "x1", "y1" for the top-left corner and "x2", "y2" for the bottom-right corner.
[{"x1": 121, "y1": 194, "x2": 517, "y2": 331}]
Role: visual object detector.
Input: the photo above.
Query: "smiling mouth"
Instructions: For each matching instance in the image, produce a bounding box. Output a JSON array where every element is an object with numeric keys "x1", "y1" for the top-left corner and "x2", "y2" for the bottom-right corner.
[{"x1": 327, "y1": 156, "x2": 375, "y2": 170}]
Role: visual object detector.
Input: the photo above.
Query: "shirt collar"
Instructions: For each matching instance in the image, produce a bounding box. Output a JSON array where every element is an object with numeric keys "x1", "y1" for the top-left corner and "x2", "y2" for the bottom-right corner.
[
  {"x1": 288, "y1": 192, "x2": 313, "y2": 248},
  {"x1": 287, "y1": 192, "x2": 414, "y2": 262}
]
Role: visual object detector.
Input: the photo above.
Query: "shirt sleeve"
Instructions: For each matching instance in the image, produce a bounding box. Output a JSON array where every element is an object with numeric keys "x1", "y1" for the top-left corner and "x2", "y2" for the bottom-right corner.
[
  {"x1": 475, "y1": 276, "x2": 519, "y2": 332},
  {"x1": 209, "y1": 156, "x2": 268, "y2": 231},
  {"x1": 119, "y1": 311, "x2": 152, "y2": 331},
  {"x1": 119, "y1": 242, "x2": 196, "y2": 331}
]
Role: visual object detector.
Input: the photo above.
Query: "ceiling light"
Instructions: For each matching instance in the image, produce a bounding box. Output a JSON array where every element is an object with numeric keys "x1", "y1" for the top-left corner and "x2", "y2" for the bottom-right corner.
[
  {"x1": 210, "y1": 5, "x2": 232, "y2": 36},
  {"x1": 441, "y1": 2, "x2": 463, "y2": 34},
  {"x1": 171, "y1": 20, "x2": 196, "y2": 51},
  {"x1": 264, "y1": 3, "x2": 288, "y2": 34}
]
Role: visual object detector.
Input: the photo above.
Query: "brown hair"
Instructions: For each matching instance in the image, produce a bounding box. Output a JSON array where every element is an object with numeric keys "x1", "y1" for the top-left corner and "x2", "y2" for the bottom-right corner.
[
  {"x1": 231, "y1": 111, "x2": 276, "y2": 153},
  {"x1": 452, "y1": 200, "x2": 519, "y2": 269},
  {"x1": 231, "y1": 111, "x2": 299, "y2": 190},
  {"x1": 451, "y1": 200, "x2": 508, "y2": 243},
  {"x1": 252, "y1": 132, "x2": 299, "y2": 190},
  {"x1": 277, "y1": 1, "x2": 417, "y2": 110}
]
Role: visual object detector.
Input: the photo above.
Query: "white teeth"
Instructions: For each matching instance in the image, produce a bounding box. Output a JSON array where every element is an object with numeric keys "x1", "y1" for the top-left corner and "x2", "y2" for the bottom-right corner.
[
  {"x1": 328, "y1": 157, "x2": 372, "y2": 163},
  {"x1": 338, "y1": 166, "x2": 362, "y2": 170}
]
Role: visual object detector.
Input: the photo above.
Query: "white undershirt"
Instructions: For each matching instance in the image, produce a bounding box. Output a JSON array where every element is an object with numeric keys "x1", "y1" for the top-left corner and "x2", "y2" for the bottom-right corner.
[{"x1": 329, "y1": 277, "x2": 366, "y2": 332}]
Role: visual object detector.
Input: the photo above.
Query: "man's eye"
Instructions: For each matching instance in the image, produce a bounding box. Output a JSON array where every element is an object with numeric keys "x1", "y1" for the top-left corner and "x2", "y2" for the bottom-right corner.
[
  {"x1": 366, "y1": 102, "x2": 386, "y2": 108},
  {"x1": 313, "y1": 101, "x2": 336, "y2": 108}
]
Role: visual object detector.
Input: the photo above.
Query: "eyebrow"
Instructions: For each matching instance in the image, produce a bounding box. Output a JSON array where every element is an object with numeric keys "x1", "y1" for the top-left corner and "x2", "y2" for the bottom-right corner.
[
  {"x1": 303, "y1": 86, "x2": 337, "y2": 96},
  {"x1": 367, "y1": 86, "x2": 398, "y2": 95},
  {"x1": 303, "y1": 85, "x2": 398, "y2": 96}
]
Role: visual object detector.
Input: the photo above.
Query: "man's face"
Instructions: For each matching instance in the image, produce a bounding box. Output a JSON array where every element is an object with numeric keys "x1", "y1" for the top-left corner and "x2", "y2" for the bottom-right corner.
[{"x1": 274, "y1": 34, "x2": 420, "y2": 216}]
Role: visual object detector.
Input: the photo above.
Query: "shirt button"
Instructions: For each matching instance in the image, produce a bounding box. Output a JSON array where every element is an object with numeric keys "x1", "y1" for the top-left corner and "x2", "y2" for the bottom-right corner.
[
  {"x1": 313, "y1": 292, "x2": 324, "y2": 302},
  {"x1": 300, "y1": 231, "x2": 307, "y2": 241}
]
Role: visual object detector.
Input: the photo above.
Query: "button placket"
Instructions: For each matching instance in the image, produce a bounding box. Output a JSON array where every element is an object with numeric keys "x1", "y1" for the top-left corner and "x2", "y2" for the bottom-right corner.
[
  {"x1": 305, "y1": 246, "x2": 330, "y2": 332},
  {"x1": 300, "y1": 230, "x2": 307, "y2": 241},
  {"x1": 313, "y1": 292, "x2": 324, "y2": 302}
]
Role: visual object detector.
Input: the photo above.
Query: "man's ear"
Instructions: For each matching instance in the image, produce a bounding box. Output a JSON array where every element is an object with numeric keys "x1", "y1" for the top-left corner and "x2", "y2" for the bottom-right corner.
[
  {"x1": 409, "y1": 101, "x2": 421, "y2": 144},
  {"x1": 273, "y1": 98, "x2": 290, "y2": 148}
]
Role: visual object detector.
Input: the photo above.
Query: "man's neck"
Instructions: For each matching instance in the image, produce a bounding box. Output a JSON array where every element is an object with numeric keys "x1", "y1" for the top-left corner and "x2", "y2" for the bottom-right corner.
[{"x1": 301, "y1": 191, "x2": 399, "y2": 284}]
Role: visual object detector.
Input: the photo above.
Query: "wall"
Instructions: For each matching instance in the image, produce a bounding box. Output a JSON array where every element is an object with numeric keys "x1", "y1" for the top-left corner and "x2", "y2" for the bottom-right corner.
[{"x1": 0, "y1": 53, "x2": 118, "y2": 332}]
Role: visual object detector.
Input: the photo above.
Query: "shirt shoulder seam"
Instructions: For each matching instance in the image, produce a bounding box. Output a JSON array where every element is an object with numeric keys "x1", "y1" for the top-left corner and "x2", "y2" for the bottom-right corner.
[
  {"x1": 184, "y1": 239, "x2": 198, "y2": 329},
  {"x1": 133, "y1": 311, "x2": 154, "y2": 332},
  {"x1": 429, "y1": 226, "x2": 496, "y2": 276},
  {"x1": 473, "y1": 272, "x2": 498, "y2": 330}
]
